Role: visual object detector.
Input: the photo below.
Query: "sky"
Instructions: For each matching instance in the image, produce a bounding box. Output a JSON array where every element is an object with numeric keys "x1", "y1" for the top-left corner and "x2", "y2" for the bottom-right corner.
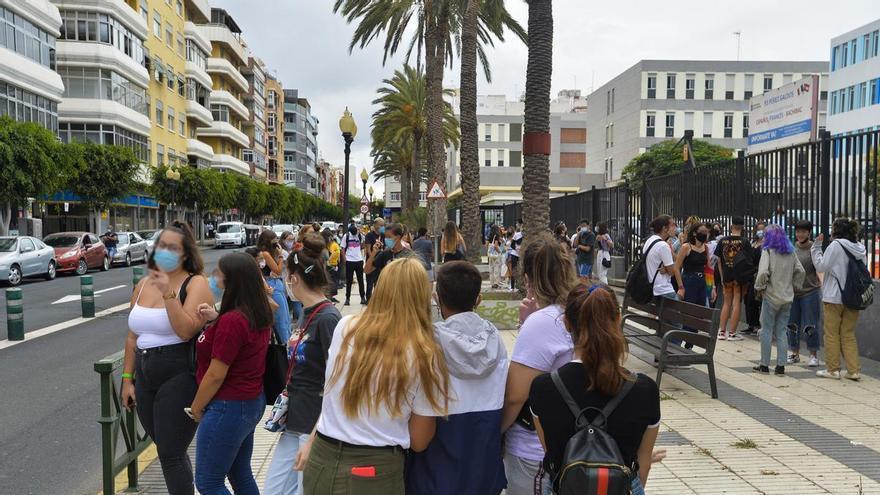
[{"x1": 212, "y1": 0, "x2": 879, "y2": 196}]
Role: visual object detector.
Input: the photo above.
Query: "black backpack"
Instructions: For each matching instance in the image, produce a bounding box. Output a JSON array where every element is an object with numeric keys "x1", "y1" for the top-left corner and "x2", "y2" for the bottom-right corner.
[
  {"x1": 625, "y1": 239, "x2": 663, "y2": 304},
  {"x1": 549, "y1": 371, "x2": 637, "y2": 495},
  {"x1": 833, "y1": 241, "x2": 874, "y2": 311},
  {"x1": 731, "y1": 246, "x2": 757, "y2": 284}
]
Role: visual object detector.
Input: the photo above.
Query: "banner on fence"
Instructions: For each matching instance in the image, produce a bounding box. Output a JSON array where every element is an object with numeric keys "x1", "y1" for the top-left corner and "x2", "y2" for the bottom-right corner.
[{"x1": 747, "y1": 75, "x2": 819, "y2": 154}]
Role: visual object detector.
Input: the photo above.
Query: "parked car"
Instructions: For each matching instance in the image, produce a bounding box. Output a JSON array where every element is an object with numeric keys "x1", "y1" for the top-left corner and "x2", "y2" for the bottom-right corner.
[
  {"x1": 271, "y1": 224, "x2": 296, "y2": 238},
  {"x1": 44, "y1": 232, "x2": 110, "y2": 275},
  {"x1": 215, "y1": 222, "x2": 246, "y2": 248},
  {"x1": 321, "y1": 221, "x2": 339, "y2": 233},
  {"x1": 141, "y1": 230, "x2": 160, "y2": 255},
  {"x1": 0, "y1": 236, "x2": 56, "y2": 286},
  {"x1": 111, "y1": 232, "x2": 148, "y2": 266}
]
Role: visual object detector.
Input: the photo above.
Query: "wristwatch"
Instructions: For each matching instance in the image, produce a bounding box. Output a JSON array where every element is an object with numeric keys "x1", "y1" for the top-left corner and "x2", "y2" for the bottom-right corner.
[{"x1": 163, "y1": 289, "x2": 178, "y2": 301}]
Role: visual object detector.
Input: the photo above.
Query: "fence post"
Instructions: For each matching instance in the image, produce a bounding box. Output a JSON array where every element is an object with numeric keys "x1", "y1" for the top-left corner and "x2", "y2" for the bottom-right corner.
[
  {"x1": 80, "y1": 275, "x2": 95, "y2": 318},
  {"x1": 640, "y1": 182, "x2": 650, "y2": 238},
  {"x1": 819, "y1": 130, "x2": 832, "y2": 247},
  {"x1": 735, "y1": 150, "x2": 745, "y2": 217},
  {"x1": 6, "y1": 288, "x2": 23, "y2": 341},
  {"x1": 591, "y1": 185, "x2": 599, "y2": 226}
]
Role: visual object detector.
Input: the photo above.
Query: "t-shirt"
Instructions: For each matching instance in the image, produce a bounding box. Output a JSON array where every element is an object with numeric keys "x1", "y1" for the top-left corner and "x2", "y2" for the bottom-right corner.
[
  {"x1": 507, "y1": 304, "x2": 573, "y2": 462},
  {"x1": 103, "y1": 231, "x2": 117, "y2": 248},
  {"x1": 195, "y1": 310, "x2": 270, "y2": 401},
  {"x1": 510, "y1": 232, "x2": 523, "y2": 257},
  {"x1": 412, "y1": 237, "x2": 433, "y2": 270},
  {"x1": 364, "y1": 231, "x2": 384, "y2": 277},
  {"x1": 372, "y1": 247, "x2": 413, "y2": 281},
  {"x1": 286, "y1": 301, "x2": 342, "y2": 434},
  {"x1": 342, "y1": 233, "x2": 365, "y2": 263},
  {"x1": 316, "y1": 316, "x2": 442, "y2": 448},
  {"x1": 713, "y1": 235, "x2": 750, "y2": 284},
  {"x1": 644, "y1": 234, "x2": 674, "y2": 296},
  {"x1": 529, "y1": 362, "x2": 660, "y2": 473},
  {"x1": 576, "y1": 230, "x2": 596, "y2": 265},
  {"x1": 794, "y1": 241, "x2": 821, "y2": 296}
]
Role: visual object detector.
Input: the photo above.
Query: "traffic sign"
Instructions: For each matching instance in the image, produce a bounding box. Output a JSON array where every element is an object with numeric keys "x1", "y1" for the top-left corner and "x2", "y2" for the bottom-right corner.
[
  {"x1": 426, "y1": 181, "x2": 446, "y2": 199},
  {"x1": 360, "y1": 204, "x2": 369, "y2": 214}
]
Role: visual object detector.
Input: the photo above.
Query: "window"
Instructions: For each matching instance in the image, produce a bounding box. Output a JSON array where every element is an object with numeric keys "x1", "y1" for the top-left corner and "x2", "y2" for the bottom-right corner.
[
  {"x1": 763, "y1": 74, "x2": 773, "y2": 91},
  {"x1": 267, "y1": 113, "x2": 275, "y2": 131},
  {"x1": 704, "y1": 74, "x2": 714, "y2": 99},
  {"x1": 58, "y1": 67, "x2": 147, "y2": 115},
  {"x1": 186, "y1": 39, "x2": 207, "y2": 70},
  {"x1": 0, "y1": 82, "x2": 60, "y2": 132},
  {"x1": 176, "y1": 0, "x2": 183, "y2": 16},
  {"x1": 666, "y1": 73, "x2": 676, "y2": 99},
  {"x1": 167, "y1": 107, "x2": 174, "y2": 130},
  {"x1": 783, "y1": 74, "x2": 792, "y2": 85},
  {"x1": 165, "y1": 22, "x2": 172, "y2": 46},
  {"x1": 509, "y1": 150, "x2": 522, "y2": 167},
  {"x1": 874, "y1": 30, "x2": 879, "y2": 58},
  {"x1": 744, "y1": 73, "x2": 754, "y2": 100},
  {"x1": 684, "y1": 112, "x2": 694, "y2": 131},
  {"x1": 390, "y1": 192, "x2": 401, "y2": 202},
  {"x1": 179, "y1": 114, "x2": 185, "y2": 135},
  {"x1": 611, "y1": 88, "x2": 615, "y2": 112},
  {"x1": 723, "y1": 113, "x2": 733, "y2": 138},
  {"x1": 166, "y1": 68, "x2": 174, "y2": 90},
  {"x1": 498, "y1": 123, "x2": 506, "y2": 141},
  {"x1": 498, "y1": 159, "x2": 504, "y2": 167},
  {"x1": 646, "y1": 112, "x2": 655, "y2": 137},
  {"x1": 685, "y1": 75, "x2": 695, "y2": 99},
  {"x1": 871, "y1": 79, "x2": 879, "y2": 106},
  {"x1": 725, "y1": 74, "x2": 735, "y2": 100},
  {"x1": 842, "y1": 42, "x2": 849, "y2": 68},
  {"x1": 177, "y1": 74, "x2": 185, "y2": 96},
  {"x1": 850, "y1": 38, "x2": 857, "y2": 65},
  {"x1": 665, "y1": 113, "x2": 674, "y2": 137},
  {"x1": 140, "y1": 4, "x2": 148, "y2": 21},
  {"x1": 830, "y1": 89, "x2": 839, "y2": 115},
  {"x1": 606, "y1": 90, "x2": 610, "y2": 115},
  {"x1": 848, "y1": 85, "x2": 855, "y2": 111},
  {"x1": 155, "y1": 100, "x2": 163, "y2": 126},
  {"x1": 703, "y1": 112, "x2": 713, "y2": 138},
  {"x1": 484, "y1": 159, "x2": 491, "y2": 167},
  {"x1": 152, "y1": 11, "x2": 161, "y2": 38},
  {"x1": 211, "y1": 104, "x2": 229, "y2": 122},
  {"x1": 609, "y1": 123, "x2": 613, "y2": 147},
  {"x1": 58, "y1": 11, "x2": 145, "y2": 66},
  {"x1": 176, "y1": 36, "x2": 183, "y2": 57},
  {"x1": 157, "y1": 143, "x2": 165, "y2": 166},
  {"x1": 647, "y1": 74, "x2": 656, "y2": 99},
  {"x1": 484, "y1": 124, "x2": 491, "y2": 141},
  {"x1": 742, "y1": 112, "x2": 749, "y2": 137}
]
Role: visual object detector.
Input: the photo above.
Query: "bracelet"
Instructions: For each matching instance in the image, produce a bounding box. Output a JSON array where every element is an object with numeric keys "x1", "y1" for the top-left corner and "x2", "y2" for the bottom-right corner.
[{"x1": 122, "y1": 372, "x2": 135, "y2": 380}]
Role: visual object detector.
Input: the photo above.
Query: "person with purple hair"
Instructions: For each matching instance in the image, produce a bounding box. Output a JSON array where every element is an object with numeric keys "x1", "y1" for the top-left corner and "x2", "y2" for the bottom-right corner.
[{"x1": 753, "y1": 225, "x2": 805, "y2": 375}]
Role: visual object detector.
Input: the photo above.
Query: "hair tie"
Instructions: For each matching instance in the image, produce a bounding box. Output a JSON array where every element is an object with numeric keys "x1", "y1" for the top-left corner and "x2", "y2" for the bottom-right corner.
[
  {"x1": 587, "y1": 285, "x2": 602, "y2": 295},
  {"x1": 293, "y1": 252, "x2": 314, "y2": 274}
]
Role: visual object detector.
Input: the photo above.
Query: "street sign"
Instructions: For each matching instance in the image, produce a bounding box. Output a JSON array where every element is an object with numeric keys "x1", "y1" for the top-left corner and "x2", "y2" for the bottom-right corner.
[
  {"x1": 361, "y1": 195, "x2": 369, "y2": 204},
  {"x1": 382, "y1": 208, "x2": 391, "y2": 218},
  {"x1": 360, "y1": 204, "x2": 369, "y2": 214},
  {"x1": 426, "y1": 181, "x2": 446, "y2": 199}
]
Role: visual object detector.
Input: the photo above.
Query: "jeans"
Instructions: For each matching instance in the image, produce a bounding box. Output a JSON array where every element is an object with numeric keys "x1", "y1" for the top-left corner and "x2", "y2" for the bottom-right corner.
[
  {"x1": 108, "y1": 246, "x2": 117, "y2": 260},
  {"x1": 345, "y1": 260, "x2": 365, "y2": 301},
  {"x1": 787, "y1": 290, "x2": 821, "y2": 353},
  {"x1": 266, "y1": 277, "x2": 292, "y2": 343},
  {"x1": 759, "y1": 301, "x2": 792, "y2": 367},
  {"x1": 823, "y1": 303, "x2": 861, "y2": 374},
  {"x1": 135, "y1": 343, "x2": 198, "y2": 495},
  {"x1": 502, "y1": 452, "x2": 552, "y2": 495},
  {"x1": 264, "y1": 431, "x2": 311, "y2": 495},
  {"x1": 577, "y1": 262, "x2": 593, "y2": 278},
  {"x1": 195, "y1": 395, "x2": 266, "y2": 495},
  {"x1": 745, "y1": 283, "x2": 762, "y2": 328}
]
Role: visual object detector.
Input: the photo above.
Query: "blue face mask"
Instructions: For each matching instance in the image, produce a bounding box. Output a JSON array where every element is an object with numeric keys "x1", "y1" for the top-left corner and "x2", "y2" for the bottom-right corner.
[
  {"x1": 384, "y1": 237, "x2": 396, "y2": 249},
  {"x1": 756, "y1": 230, "x2": 765, "y2": 239},
  {"x1": 153, "y1": 249, "x2": 181, "y2": 272},
  {"x1": 208, "y1": 275, "x2": 223, "y2": 301},
  {"x1": 379, "y1": 226, "x2": 386, "y2": 235}
]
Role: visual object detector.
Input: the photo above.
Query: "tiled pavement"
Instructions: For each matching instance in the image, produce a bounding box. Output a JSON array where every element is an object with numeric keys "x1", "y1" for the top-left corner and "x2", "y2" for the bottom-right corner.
[{"x1": 128, "y1": 298, "x2": 880, "y2": 495}]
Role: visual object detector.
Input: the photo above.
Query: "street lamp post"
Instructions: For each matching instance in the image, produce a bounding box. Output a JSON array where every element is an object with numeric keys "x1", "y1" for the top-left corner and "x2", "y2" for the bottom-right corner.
[
  {"x1": 368, "y1": 185, "x2": 374, "y2": 224},
  {"x1": 360, "y1": 168, "x2": 369, "y2": 224},
  {"x1": 165, "y1": 165, "x2": 181, "y2": 225},
  {"x1": 339, "y1": 108, "x2": 357, "y2": 228}
]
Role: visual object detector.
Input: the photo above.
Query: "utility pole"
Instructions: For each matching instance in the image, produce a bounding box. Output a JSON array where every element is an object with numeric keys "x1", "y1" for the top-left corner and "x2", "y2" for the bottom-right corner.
[{"x1": 732, "y1": 31, "x2": 742, "y2": 61}]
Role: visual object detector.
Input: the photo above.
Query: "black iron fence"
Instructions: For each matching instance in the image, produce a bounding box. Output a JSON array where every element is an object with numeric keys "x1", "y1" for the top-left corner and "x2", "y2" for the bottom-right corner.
[{"x1": 451, "y1": 129, "x2": 880, "y2": 278}]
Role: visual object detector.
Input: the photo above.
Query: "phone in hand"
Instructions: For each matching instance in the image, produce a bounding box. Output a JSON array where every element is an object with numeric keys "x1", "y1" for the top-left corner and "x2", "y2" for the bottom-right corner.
[{"x1": 183, "y1": 407, "x2": 194, "y2": 420}]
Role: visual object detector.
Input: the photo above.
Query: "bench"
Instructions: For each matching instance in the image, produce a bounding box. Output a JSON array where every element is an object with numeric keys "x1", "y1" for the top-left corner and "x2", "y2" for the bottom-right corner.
[{"x1": 621, "y1": 294, "x2": 721, "y2": 399}]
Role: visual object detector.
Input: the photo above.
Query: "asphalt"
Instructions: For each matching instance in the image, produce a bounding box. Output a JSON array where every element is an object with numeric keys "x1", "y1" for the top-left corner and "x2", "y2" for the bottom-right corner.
[{"x1": 0, "y1": 247, "x2": 229, "y2": 494}]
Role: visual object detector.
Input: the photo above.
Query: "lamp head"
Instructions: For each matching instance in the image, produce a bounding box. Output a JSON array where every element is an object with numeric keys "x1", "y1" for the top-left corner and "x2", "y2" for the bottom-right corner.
[
  {"x1": 360, "y1": 168, "x2": 369, "y2": 182},
  {"x1": 368, "y1": 185, "x2": 374, "y2": 196},
  {"x1": 339, "y1": 107, "x2": 357, "y2": 137}
]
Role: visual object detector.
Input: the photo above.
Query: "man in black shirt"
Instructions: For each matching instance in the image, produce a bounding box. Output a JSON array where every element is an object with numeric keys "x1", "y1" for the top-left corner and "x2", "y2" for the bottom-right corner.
[
  {"x1": 102, "y1": 226, "x2": 118, "y2": 260},
  {"x1": 713, "y1": 216, "x2": 754, "y2": 342},
  {"x1": 365, "y1": 223, "x2": 412, "y2": 286},
  {"x1": 363, "y1": 218, "x2": 385, "y2": 304}
]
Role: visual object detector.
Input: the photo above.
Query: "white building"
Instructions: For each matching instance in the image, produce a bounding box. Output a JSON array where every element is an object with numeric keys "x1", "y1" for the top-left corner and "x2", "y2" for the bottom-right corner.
[
  {"x1": 383, "y1": 177, "x2": 426, "y2": 212},
  {"x1": 827, "y1": 20, "x2": 880, "y2": 136},
  {"x1": 585, "y1": 60, "x2": 829, "y2": 184}
]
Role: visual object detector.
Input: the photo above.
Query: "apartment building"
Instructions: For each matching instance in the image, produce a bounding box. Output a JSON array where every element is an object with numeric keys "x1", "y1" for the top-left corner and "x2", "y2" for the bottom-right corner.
[
  {"x1": 182, "y1": 0, "x2": 213, "y2": 168},
  {"x1": 194, "y1": 8, "x2": 250, "y2": 175},
  {"x1": 265, "y1": 72, "x2": 283, "y2": 184},
  {"x1": 283, "y1": 89, "x2": 319, "y2": 195},
  {"x1": 585, "y1": 60, "x2": 829, "y2": 184},
  {"x1": 443, "y1": 92, "x2": 598, "y2": 207},
  {"x1": 827, "y1": 19, "x2": 880, "y2": 135},
  {"x1": 241, "y1": 56, "x2": 267, "y2": 181},
  {"x1": 0, "y1": 0, "x2": 64, "y2": 133}
]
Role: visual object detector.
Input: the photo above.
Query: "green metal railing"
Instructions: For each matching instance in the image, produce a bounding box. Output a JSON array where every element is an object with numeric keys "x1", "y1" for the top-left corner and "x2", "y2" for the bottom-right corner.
[{"x1": 95, "y1": 350, "x2": 152, "y2": 494}]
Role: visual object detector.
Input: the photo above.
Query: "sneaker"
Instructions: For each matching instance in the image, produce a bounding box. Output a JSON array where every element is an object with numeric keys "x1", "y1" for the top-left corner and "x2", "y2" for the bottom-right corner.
[
  {"x1": 718, "y1": 331, "x2": 727, "y2": 341},
  {"x1": 775, "y1": 366, "x2": 785, "y2": 376},
  {"x1": 753, "y1": 365, "x2": 770, "y2": 374},
  {"x1": 787, "y1": 354, "x2": 800, "y2": 364},
  {"x1": 361, "y1": 299, "x2": 368, "y2": 305},
  {"x1": 727, "y1": 333, "x2": 744, "y2": 342},
  {"x1": 743, "y1": 326, "x2": 758, "y2": 335},
  {"x1": 343, "y1": 299, "x2": 350, "y2": 306},
  {"x1": 816, "y1": 369, "x2": 841, "y2": 380},
  {"x1": 807, "y1": 356, "x2": 820, "y2": 367},
  {"x1": 844, "y1": 372, "x2": 861, "y2": 381}
]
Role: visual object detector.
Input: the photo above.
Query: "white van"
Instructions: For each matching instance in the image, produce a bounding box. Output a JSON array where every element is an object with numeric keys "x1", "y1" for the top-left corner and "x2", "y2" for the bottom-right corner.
[{"x1": 215, "y1": 222, "x2": 246, "y2": 248}]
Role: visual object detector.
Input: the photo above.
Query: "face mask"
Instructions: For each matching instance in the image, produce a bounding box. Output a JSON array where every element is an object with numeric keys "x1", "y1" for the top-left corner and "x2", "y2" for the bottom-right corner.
[
  {"x1": 379, "y1": 226, "x2": 386, "y2": 235},
  {"x1": 283, "y1": 240, "x2": 294, "y2": 250},
  {"x1": 675, "y1": 227, "x2": 682, "y2": 236},
  {"x1": 208, "y1": 275, "x2": 223, "y2": 301},
  {"x1": 384, "y1": 237, "x2": 396, "y2": 249},
  {"x1": 695, "y1": 232, "x2": 708, "y2": 243},
  {"x1": 153, "y1": 249, "x2": 180, "y2": 272},
  {"x1": 756, "y1": 230, "x2": 765, "y2": 239}
]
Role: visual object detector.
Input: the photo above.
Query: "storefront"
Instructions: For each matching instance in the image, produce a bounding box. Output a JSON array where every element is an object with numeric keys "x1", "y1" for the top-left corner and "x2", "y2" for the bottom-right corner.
[{"x1": 40, "y1": 192, "x2": 161, "y2": 235}]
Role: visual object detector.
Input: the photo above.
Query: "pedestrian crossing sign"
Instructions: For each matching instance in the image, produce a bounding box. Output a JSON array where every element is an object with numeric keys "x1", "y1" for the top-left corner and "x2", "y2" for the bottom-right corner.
[{"x1": 426, "y1": 181, "x2": 446, "y2": 199}]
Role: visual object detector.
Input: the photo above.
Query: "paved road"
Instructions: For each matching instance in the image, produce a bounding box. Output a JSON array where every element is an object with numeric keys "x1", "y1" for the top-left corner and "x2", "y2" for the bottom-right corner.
[{"x1": 0, "y1": 247, "x2": 230, "y2": 494}]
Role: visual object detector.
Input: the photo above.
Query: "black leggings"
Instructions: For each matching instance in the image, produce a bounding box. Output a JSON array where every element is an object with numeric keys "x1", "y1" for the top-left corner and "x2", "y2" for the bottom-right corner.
[
  {"x1": 135, "y1": 343, "x2": 198, "y2": 495},
  {"x1": 346, "y1": 260, "x2": 365, "y2": 300},
  {"x1": 509, "y1": 255, "x2": 519, "y2": 290}
]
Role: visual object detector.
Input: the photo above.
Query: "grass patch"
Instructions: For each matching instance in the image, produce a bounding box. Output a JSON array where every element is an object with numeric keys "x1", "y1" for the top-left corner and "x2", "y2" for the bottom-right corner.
[
  {"x1": 760, "y1": 469, "x2": 779, "y2": 476},
  {"x1": 731, "y1": 438, "x2": 758, "y2": 449},
  {"x1": 696, "y1": 446, "x2": 713, "y2": 457},
  {"x1": 660, "y1": 393, "x2": 674, "y2": 401}
]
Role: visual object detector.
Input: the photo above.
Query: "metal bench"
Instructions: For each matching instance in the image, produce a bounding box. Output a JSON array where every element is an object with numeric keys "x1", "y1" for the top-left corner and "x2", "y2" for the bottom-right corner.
[{"x1": 621, "y1": 295, "x2": 721, "y2": 399}]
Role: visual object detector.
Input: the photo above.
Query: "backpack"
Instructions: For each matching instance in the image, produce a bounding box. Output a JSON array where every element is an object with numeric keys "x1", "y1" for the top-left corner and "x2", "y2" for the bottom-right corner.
[
  {"x1": 625, "y1": 239, "x2": 663, "y2": 305},
  {"x1": 833, "y1": 241, "x2": 874, "y2": 310},
  {"x1": 549, "y1": 371, "x2": 637, "y2": 495},
  {"x1": 731, "y1": 245, "x2": 757, "y2": 284}
]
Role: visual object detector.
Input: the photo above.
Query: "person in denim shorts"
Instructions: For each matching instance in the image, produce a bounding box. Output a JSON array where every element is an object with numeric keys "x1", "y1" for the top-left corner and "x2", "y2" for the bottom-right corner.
[{"x1": 787, "y1": 221, "x2": 822, "y2": 367}]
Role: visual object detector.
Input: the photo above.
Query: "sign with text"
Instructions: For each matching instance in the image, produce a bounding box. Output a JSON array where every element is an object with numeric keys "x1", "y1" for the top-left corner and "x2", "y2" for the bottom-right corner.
[{"x1": 747, "y1": 75, "x2": 819, "y2": 154}]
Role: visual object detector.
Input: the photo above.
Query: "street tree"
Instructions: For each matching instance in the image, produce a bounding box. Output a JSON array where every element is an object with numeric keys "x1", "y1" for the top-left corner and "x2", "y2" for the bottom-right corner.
[
  {"x1": 67, "y1": 142, "x2": 140, "y2": 233},
  {"x1": 0, "y1": 117, "x2": 69, "y2": 235},
  {"x1": 622, "y1": 139, "x2": 735, "y2": 190}
]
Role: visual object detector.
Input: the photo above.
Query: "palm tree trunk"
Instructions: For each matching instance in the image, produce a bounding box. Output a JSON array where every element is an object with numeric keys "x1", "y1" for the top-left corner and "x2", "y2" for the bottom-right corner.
[
  {"x1": 522, "y1": 0, "x2": 553, "y2": 241},
  {"x1": 399, "y1": 166, "x2": 410, "y2": 215},
  {"x1": 408, "y1": 134, "x2": 422, "y2": 212},
  {"x1": 425, "y1": 0, "x2": 450, "y2": 236},
  {"x1": 459, "y1": 0, "x2": 481, "y2": 263}
]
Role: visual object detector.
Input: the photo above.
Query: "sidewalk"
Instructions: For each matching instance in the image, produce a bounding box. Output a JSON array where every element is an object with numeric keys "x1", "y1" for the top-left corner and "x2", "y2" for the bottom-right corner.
[{"x1": 129, "y1": 292, "x2": 880, "y2": 495}]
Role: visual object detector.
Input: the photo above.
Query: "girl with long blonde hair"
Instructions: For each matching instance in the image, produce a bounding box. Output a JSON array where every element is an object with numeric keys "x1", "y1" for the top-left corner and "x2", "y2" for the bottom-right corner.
[
  {"x1": 441, "y1": 221, "x2": 465, "y2": 262},
  {"x1": 296, "y1": 257, "x2": 449, "y2": 495}
]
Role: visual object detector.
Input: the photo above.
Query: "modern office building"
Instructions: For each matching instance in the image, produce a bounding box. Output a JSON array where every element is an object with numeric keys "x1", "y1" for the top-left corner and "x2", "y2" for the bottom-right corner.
[
  {"x1": 585, "y1": 60, "x2": 829, "y2": 184},
  {"x1": 282, "y1": 89, "x2": 319, "y2": 195},
  {"x1": 0, "y1": 0, "x2": 64, "y2": 132},
  {"x1": 383, "y1": 178, "x2": 426, "y2": 212},
  {"x1": 265, "y1": 72, "x2": 283, "y2": 184},
  {"x1": 182, "y1": 0, "x2": 213, "y2": 168},
  {"x1": 827, "y1": 20, "x2": 880, "y2": 136},
  {"x1": 444, "y1": 92, "x2": 598, "y2": 207},
  {"x1": 194, "y1": 8, "x2": 250, "y2": 175},
  {"x1": 242, "y1": 56, "x2": 267, "y2": 181}
]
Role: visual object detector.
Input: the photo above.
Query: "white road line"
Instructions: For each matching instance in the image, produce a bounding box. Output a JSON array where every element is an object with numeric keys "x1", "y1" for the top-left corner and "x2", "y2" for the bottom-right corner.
[
  {"x1": 95, "y1": 285, "x2": 126, "y2": 294},
  {"x1": 0, "y1": 303, "x2": 130, "y2": 351},
  {"x1": 51, "y1": 285, "x2": 127, "y2": 304}
]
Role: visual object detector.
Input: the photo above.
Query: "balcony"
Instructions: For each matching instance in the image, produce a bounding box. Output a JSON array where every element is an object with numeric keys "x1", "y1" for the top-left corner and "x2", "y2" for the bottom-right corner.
[
  {"x1": 185, "y1": 60, "x2": 212, "y2": 90},
  {"x1": 212, "y1": 153, "x2": 250, "y2": 176},
  {"x1": 58, "y1": 98, "x2": 151, "y2": 137},
  {"x1": 186, "y1": 99, "x2": 212, "y2": 127},
  {"x1": 185, "y1": 1, "x2": 211, "y2": 25},
  {"x1": 0, "y1": 45, "x2": 63, "y2": 103},
  {"x1": 197, "y1": 24, "x2": 247, "y2": 66},
  {"x1": 187, "y1": 138, "x2": 214, "y2": 162},
  {"x1": 206, "y1": 57, "x2": 248, "y2": 93},
  {"x1": 184, "y1": 21, "x2": 211, "y2": 54},
  {"x1": 211, "y1": 90, "x2": 248, "y2": 120},
  {"x1": 196, "y1": 120, "x2": 249, "y2": 148},
  {"x1": 56, "y1": 41, "x2": 149, "y2": 89}
]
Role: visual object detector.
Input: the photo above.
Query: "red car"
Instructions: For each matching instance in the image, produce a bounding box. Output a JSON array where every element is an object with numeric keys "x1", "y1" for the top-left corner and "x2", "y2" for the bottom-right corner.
[{"x1": 43, "y1": 232, "x2": 111, "y2": 275}]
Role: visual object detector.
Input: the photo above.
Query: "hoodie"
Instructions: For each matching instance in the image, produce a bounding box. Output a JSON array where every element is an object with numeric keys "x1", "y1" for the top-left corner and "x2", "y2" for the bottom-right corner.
[
  {"x1": 811, "y1": 239, "x2": 868, "y2": 305},
  {"x1": 406, "y1": 312, "x2": 509, "y2": 495}
]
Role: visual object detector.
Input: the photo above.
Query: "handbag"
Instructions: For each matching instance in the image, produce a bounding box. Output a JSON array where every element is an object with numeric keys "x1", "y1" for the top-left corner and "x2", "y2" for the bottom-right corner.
[
  {"x1": 602, "y1": 255, "x2": 612, "y2": 268},
  {"x1": 263, "y1": 328, "x2": 289, "y2": 406}
]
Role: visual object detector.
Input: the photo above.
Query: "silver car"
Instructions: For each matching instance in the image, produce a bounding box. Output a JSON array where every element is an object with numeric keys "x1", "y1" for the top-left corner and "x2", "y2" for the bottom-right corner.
[
  {"x1": 139, "y1": 230, "x2": 160, "y2": 255},
  {"x1": 0, "y1": 236, "x2": 57, "y2": 286},
  {"x1": 112, "y1": 232, "x2": 148, "y2": 267}
]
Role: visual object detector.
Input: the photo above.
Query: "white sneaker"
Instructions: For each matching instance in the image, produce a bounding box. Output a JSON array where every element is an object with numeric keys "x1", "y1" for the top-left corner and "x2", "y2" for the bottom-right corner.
[
  {"x1": 816, "y1": 369, "x2": 841, "y2": 379},
  {"x1": 808, "y1": 356, "x2": 820, "y2": 367},
  {"x1": 717, "y1": 331, "x2": 727, "y2": 341},
  {"x1": 727, "y1": 333, "x2": 744, "y2": 342}
]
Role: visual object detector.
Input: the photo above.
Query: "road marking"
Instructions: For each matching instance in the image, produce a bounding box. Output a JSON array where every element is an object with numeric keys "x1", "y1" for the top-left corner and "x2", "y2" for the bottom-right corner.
[
  {"x1": 0, "y1": 303, "x2": 130, "y2": 351},
  {"x1": 51, "y1": 285, "x2": 126, "y2": 304}
]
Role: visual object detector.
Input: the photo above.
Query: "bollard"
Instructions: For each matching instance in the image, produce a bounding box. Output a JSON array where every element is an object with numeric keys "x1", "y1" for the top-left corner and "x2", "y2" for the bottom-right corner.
[
  {"x1": 132, "y1": 266, "x2": 144, "y2": 286},
  {"x1": 81, "y1": 275, "x2": 95, "y2": 318},
  {"x1": 6, "y1": 288, "x2": 23, "y2": 340}
]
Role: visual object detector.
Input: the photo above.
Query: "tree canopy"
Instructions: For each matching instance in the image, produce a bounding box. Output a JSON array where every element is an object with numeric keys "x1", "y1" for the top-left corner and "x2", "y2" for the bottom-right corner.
[{"x1": 622, "y1": 139, "x2": 735, "y2": 189}]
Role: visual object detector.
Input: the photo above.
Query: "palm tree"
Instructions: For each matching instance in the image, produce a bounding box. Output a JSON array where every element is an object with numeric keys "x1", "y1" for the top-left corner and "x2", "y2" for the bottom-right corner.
[
  {"x1": 521, "y1": 0, "x2": 553, "y2": 240},
  {"x1": 458, "y1": 0, "x2": 525, "y2": 261}
]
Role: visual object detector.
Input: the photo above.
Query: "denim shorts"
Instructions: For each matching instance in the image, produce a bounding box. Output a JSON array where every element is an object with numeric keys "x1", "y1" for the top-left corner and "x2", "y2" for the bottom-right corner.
[{"x1": 577, "y1": 263, "x2": 593, "y2": 277}]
